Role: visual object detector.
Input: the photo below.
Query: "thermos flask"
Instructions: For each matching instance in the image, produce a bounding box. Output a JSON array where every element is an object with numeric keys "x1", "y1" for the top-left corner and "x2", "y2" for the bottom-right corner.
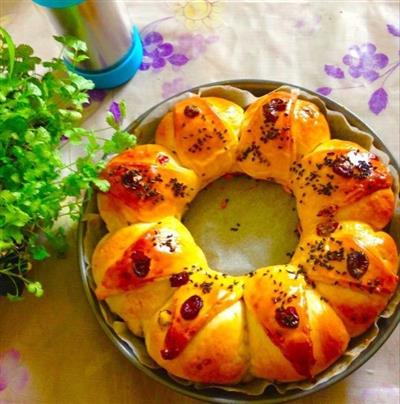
[{"x1": 32, "y1": 0, "x2": 143, "y2": 89}]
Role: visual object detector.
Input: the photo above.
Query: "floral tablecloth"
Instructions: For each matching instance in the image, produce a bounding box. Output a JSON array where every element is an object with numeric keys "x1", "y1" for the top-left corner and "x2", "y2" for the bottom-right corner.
[{"x1": 1, "y1": 1, "x2": 399, "y2": 403}]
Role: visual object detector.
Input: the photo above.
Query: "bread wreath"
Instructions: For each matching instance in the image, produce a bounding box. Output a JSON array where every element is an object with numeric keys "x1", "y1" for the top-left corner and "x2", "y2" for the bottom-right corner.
[{"x1": 92, "y1": 93, "x2": 398, "y2": 384}]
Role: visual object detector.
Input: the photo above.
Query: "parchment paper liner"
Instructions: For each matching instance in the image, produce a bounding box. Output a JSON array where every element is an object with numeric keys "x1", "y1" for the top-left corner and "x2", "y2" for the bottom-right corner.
[{"x1": 82, "y1": 85, "x2": 400, "y2": 396}]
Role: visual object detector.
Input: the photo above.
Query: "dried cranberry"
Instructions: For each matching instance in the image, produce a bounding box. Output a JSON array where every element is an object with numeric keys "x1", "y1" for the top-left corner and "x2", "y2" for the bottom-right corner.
[
  {"x1": 347, "y1": 251, "x2": 369, "y2": 279},
  {"x1": 157, "y1": 154, "x2": 169, "y2": 165},
  {"x1": 317, "y1": 205, "x2": 338, "y2": 217},
  {"x1": 262, "y1": 98, "x2": 288, "y2": 124},
  {"x1": 180, "y1": 295, "x2": 203, "y2": 320},
  {"x1": 263, "y1": 106, "x2": 277, "y2": 123},
  {"x1": 131, "y1": 250, "x2": 151, "y2": 278},
  {"x1": 332, "y1": 156, "x2": 353, "y2": 178},
  {"x1": 169, "y1": 272, "x2": 189, "y2": 287},
  {"x1": 160, "y1": 347, "x2": 179, "y2": 360},
  {"x1": 316, "y1": 220, "x2": 339, "y2": 237},
  {"x1": 272, "y1": 98, "x2": 287, "y2": 111},
  {"x1": 184, "y1": 105, "x2": 200, "y2": 118},
  {"x1": 275, "y1": 306, "x2": 299, "y2": 328}
]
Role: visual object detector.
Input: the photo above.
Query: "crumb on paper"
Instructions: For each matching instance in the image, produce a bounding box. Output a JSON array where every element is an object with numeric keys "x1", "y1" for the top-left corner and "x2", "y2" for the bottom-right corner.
[{"x1": 230, "y1": 223, "x2": 241, "y2": 232}]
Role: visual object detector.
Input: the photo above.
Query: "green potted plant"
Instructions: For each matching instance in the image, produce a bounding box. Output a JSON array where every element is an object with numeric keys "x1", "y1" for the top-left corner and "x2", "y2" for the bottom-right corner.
[{"x1": 0, "y1": 27, "x2": 136, "y2": 300}]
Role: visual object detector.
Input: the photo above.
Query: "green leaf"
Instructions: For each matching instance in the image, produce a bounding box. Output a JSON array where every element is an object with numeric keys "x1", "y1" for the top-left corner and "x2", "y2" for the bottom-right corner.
[
  {"x1": 7, "y1": 294, "x2": 24, "y2": 302},
  {"x1": 0, "y1": 190, "x2": 17, "y2": 203},
  {"x1": 30, "y1": 244, "x2": 50, "y2": 261},
  {"x1": 53, "y1": 35, "x2": 87, "y2": 52},
  {"x1": 0, "y1": 240, "x2": 13, "y2": 251},
  {"x1": 74, "y1": 54, "x2": 89, "y2": 63},
  {"x1": 111, "y1": 130, "x2": 137, "y2": 153},
  {"x1": 45, "y1": 227, "x2": 68, "y2": 256},
  {"x1": 15, "y1": 44, "x2": 34, "y2": 58},
  {"x1": 93, "y1": 178, "x2": 110, "y2": 192},
  {"x1": 0, "y1": 206, "x2": 30, "y2": 227},
  {"x1": 59, "y1": 109, "x2": 82, "y2": 122},
  {"x1": 119, "y1": 100, "x2": 127, "y2": 120},
  {"x1": 0, "y1": 30, "x2": 133, "y2": 300},
  {"x1": 26, "y1": 281, "x2": 44, "y2": 297},
  {"x1": 3, "y1": 115, "x2": 28, "y2": 134},
  {"x1": 0, "y1": 27, "x2": 15, "y2": 77},
  {"x1": 63, "y1": 127, "x2": 86, "y2": 141},
  {"x1": 26, "y1": 82, "x2": 42, "y2": 96},
  {"x1": 69, "y1": 73, "x2": 94, "y2": 91},
  {"x1": 54, "y1": 35, "x2": 89, "y2": 66},
  {"x1": 106, "y1": 112, "x2": 119, "y2": 130}
]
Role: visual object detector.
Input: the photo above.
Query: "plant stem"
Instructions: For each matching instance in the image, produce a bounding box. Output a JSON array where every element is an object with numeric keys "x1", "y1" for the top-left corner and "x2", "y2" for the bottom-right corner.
[{"x1": 382, "y1": 61, "x2": 400, "y2": 86}]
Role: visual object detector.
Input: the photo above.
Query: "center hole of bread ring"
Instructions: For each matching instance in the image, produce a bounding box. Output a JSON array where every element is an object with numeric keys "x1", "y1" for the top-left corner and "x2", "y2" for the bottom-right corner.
[{"x1": 183, "y1": 175, "x2": 299, "y2": 275}]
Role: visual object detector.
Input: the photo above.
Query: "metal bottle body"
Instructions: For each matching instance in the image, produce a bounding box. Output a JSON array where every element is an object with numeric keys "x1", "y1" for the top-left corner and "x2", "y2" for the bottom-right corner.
[{"x1": 45, "y1": 0, "x2": 133, "y2": 71}]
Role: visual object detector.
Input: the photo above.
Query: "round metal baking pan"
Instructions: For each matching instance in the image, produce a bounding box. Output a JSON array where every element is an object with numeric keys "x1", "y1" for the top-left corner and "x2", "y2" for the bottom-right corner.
[{"x1": 78, "y1": 79, "x2": 400, "y2": 403}]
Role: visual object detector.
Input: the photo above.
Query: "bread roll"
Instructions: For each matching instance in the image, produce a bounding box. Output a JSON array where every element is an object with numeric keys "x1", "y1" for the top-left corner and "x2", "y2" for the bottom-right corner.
[
  {"x1": 156, "y1": 96, "x2": 244, "y2": 186},
  {"x1": 292, "y1": 139, "x2": 395, "y2": 234},
  {"x1": 237, "y1": 91, "x2": 330, "y2": 188},
  {"x1": 292, "y1": 221, "x2": 398, "y2": 336},
  {"x1": 98, "y1": 144, "x2": 200, "y2": 232}
]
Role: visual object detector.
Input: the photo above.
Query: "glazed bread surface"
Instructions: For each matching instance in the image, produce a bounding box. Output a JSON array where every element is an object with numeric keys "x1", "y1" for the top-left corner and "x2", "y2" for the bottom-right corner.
[
  {"x1": 292, "y1": 221, "x2": 398, "y2": 336},
  {"x1": 92, "y1": 90, "x2": 399, "y2": 385},
  {"x1": 98, "y1": 144, "x2": 200, "y2": 232},
  {"x1": 244, "y1": 265, "x2": 349, "y2": 381},
  {"x1": 155, "y1": 96, "x2": 244, "y2": 186},
  {"x1": 291, "y1": 139, "x2": 395, "y2": 234},
  {"x1": 237, "y1": 91, "x2": 330, "y2": 188}
]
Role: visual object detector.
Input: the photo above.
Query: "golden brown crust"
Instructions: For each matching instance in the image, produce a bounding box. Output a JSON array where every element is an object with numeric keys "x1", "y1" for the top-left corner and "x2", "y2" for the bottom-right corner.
[
  {"x1": 98, "y1": 144, "x2": 200, "y2": 232},
  {"x1": 305, "y1": 289, "x2": 350, "y2": 373},
  {"x1": 91, "y1": 93, "x2": 398, "y2": 385},
  {"x1": 314, "y1": 282, "x2": 389, "y2": 337},
  {"x1": 145, "y1": 299, "x2": 249, "y2": 384},
  {"x1": 106, "y1": 280, "x2": 175, "y2": 336},
  {"x1": 244, "y1": 265, "x2": 349, "y2": 380},
  {"x1": 292, "y1": 139, "x2": 395, "y2": 234},
  {"x1": 237, "y1": 91, "x2": 330, "y2": 187},
  {"x1": 155, "y1": 96, "x2": 243, "y2": 185},
  {"x1": 292, "y1": 221, "x2": 398, "y2": 336},
  {"x1": 155, "y1": 269, "x2": 244, "y2": 361},
  {"x1": 92, "y1": 222, "x2": 153, "y2": 293},
  {"x1": 92, "y1": 217, "x2": 208, "y2": 300}
]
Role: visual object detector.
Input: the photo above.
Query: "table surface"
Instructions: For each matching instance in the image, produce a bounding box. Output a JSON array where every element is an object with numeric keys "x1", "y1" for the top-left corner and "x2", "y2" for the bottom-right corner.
[{"x1": 0, "y1": 1, "x2": 399, "y2": 403}]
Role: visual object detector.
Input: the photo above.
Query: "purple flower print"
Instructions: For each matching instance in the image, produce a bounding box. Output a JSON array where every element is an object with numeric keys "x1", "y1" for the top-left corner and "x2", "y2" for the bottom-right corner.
[
  {"x1": 0, "y1": 349, "x2": 29, "y2": 395},
  {"x1": 162, "y1": 77, "x2": 188, "y2": 99},
  {"x1": 387, "y1": 24, "x2": 400, "y2": 37},
  {"x1": 316, "y1": 26, "x2": 399, "y2": 115},
  {"x1": 343, "y1": 43, "x2": 388, "y2": 82},
  {"x1": 316, "y1": 87, "x2": 332, "y2": 96},
  {"x1": 174, "y1": 33, "x2": 219, "y2": 60},
  {"x1": 369, "y1": 88, "x2": 388, "y2": 115},
  {"x1": 291, "y1": 11, "x2": 321, "y2": 36},
  {"x1": 324, "y1": 65, "x2": 345, "y2": 79},
  {"x1": 140, "y1": 31, "x2": 189, "y2": 71}
]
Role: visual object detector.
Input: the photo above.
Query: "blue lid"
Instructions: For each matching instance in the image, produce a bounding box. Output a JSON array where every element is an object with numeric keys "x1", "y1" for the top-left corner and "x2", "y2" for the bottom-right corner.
[
  {"x1": 32, "y1": 0, "x2": 84, "y2": 8},
  {"x1": 64, "y1": 26, "x2": 143, "y2": 89}
]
